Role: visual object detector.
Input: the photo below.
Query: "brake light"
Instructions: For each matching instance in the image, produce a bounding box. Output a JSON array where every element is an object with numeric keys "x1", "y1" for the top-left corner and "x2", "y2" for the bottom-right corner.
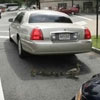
[
  {"x1": 85, "y1": 28, "x2": 91, "y2": 39},
  {"x1": 30, "y1": 28, "x2": 43, "y2": 40}
]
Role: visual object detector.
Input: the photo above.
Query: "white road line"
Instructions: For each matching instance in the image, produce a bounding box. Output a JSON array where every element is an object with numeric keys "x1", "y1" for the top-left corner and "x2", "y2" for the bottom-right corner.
[
  {"x1": 0, "y1": 79, "x2": 5, "y2": 100},
  {"x1": 0, "y1": 36, "x2": 9, "y2": 39},
  {"x1": 0, "y1": 31, "x2": 9, "y2": 33},
  {"x1": 75, "y1": 15, "x2": 93, "y2": 21}
]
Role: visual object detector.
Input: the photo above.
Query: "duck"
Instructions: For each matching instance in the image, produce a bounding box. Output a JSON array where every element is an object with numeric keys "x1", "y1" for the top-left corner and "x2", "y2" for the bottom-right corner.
[
  {"x1": 66, "y1": 63, "x2": 81, "y2": 79},
  {"x1": 31, "y1": 70, "x2": 37, "y2": 77}
]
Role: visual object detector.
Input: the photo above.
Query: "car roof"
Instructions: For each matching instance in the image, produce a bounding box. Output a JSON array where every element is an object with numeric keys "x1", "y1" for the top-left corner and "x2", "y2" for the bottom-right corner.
[{"x1": 17, "y1": 9, "x2": 72, "y2": 24}]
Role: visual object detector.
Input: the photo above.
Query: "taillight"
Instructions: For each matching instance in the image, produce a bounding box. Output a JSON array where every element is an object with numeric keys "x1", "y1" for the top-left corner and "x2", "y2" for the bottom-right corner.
[
  {"x1": 84, "y1": 28, "x2": 91, "y2": 39},
  {"x1": 30, "y1": 28, "x2": 43, "y2": 40}
]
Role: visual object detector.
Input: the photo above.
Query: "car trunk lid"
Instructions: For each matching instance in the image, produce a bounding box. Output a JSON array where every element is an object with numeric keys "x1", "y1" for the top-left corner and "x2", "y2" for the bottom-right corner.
[{"x1": 29, "y1": 23, "x2": 85, "y2": 41}]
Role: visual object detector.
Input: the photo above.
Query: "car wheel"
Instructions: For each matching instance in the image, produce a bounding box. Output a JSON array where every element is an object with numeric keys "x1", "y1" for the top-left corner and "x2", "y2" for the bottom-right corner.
[
  {"x1": 9, "y1": 31, "x2": 13, "y2": 42},
  {"x1": 18, "y1": 38, "x2": 25, "y2": 58}
]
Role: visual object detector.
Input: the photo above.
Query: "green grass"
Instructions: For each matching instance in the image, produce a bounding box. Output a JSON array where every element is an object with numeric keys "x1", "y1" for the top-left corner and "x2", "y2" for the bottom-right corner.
[{"x1": 92, "y1": 36, "x2": 100, "y2": 49}]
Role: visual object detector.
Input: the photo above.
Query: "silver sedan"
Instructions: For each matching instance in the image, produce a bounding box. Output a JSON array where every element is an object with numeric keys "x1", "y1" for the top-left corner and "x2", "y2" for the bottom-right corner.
[{"x1": 9, "y1": 10, "x2": 92, "y2": 58}]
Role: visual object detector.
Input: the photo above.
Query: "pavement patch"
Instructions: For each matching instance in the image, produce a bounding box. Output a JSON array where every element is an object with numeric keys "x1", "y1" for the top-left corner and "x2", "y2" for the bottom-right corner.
[
  {"x1": 0, "y1": 31, "x2": 9, "y2": 33},
  {"x1": 0, "y1": 78, "x2": 5, "y2": 100},
  {"x1": 0, "y1": 24, "x2": 9, "y2": 27}
]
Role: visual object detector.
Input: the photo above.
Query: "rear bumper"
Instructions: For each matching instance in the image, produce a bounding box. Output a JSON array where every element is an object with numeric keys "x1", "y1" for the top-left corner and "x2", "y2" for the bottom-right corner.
[{"x1": 21, "y1": 39, "x2": 92, "y2": 55}]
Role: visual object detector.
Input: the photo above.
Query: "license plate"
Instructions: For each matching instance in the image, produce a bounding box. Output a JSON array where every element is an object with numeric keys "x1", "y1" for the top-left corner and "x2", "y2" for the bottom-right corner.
[{"x1": 59, "y1": 33, "x2": 70, "y2": 40}]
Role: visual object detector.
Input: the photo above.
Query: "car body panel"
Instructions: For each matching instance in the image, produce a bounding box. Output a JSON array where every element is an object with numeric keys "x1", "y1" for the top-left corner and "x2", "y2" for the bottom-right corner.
[
  {"x1": 21, "y1": 39, "x2": 92, "y2": 55},
  {"x1": 9, "y1": 10, "x2": 92, "y2": 55},
  {"x1": 26, "y1": 23, "x2": 85, "y2": 40}
]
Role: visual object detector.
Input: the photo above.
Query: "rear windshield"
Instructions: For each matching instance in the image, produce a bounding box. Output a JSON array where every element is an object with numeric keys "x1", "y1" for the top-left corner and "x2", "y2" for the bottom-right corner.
[{"x1": 29, "y1": 14, "x2": 72, "y2": 23}]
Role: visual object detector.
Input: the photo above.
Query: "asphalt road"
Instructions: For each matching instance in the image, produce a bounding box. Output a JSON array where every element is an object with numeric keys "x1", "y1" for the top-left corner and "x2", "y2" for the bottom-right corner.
[{"x1": 0, "y1": 11, "x2": 100, "y2": 100}]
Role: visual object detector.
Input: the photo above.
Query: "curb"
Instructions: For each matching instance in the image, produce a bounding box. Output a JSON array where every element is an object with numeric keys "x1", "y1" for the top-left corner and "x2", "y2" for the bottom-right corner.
[{"x1": 92, "y1": 47, "x2": 100, "y2": 54}]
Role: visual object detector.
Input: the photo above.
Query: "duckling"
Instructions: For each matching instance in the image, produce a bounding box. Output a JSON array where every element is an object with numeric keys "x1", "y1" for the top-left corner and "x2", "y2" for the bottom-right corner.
[
  {"x1": 66, "y1": 63, "x2": 81, "y2": 79},
  {"x1": 51, "y1": 72, "x2": 56, "y2": 76},
  {"x1": 31, "y1": 70, "x2": 37, "y2": 77},
  {"x1": 55, "y1": 72, "x2": 60, "y2": 77},
  {"x1": 41, "y1": 71, "x2": 51, "y2": 76},
  {"x1": 37, "y1": 71, "x2": 43, "y2": 75},
  {"x1": 60, "y1": 72, "x2": 65, "y2": 76}
]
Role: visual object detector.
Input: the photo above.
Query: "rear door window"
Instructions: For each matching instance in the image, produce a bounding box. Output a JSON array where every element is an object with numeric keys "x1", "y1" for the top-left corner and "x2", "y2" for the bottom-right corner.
[{"x1": 14, "y1": 12, "x2": 25, "y2": 23}]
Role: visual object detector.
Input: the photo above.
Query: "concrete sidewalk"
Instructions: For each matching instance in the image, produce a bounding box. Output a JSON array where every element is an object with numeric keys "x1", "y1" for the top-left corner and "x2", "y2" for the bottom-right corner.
[{"x1": 86, "y1": 19, "x2": 100, "y2": 36}]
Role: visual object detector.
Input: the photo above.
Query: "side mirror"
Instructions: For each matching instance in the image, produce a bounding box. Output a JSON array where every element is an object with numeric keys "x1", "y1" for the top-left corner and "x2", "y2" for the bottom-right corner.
[{"x1": 9, "y1": 18, "x2": 13, "y2": 22}]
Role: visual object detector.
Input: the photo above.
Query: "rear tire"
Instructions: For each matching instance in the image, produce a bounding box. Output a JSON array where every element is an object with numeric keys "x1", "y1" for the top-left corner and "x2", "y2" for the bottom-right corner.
[
  {"x1": 18, "y1": 38, "x2": 25, "y2": 58},
  {"x1": 9, "y1": 30, "x2": 13, "y2": 42},
  {"x1": 9, "y1": 36, "x2": 13, "y2": 42}
]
